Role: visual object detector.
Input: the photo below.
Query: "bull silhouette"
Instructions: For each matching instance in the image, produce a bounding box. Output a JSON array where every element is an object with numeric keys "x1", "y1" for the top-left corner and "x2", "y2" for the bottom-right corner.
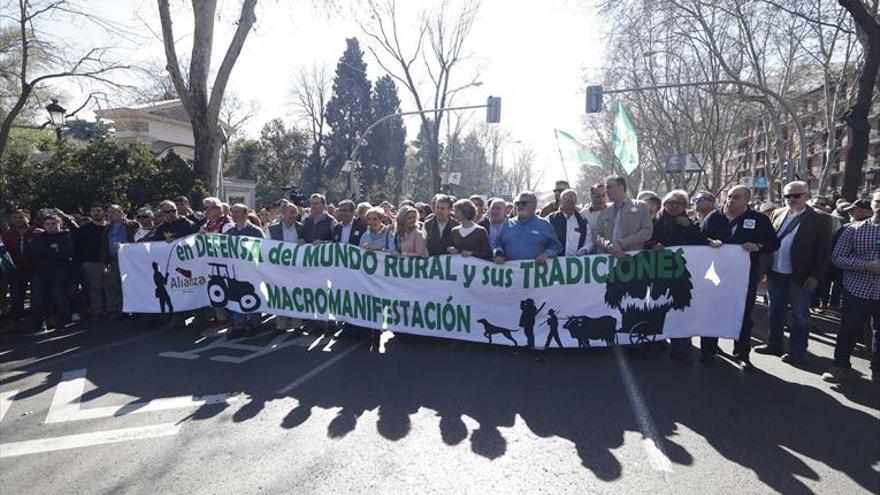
[{"x1": 563, "y1": 315, "x2": 618, "y2": 348}]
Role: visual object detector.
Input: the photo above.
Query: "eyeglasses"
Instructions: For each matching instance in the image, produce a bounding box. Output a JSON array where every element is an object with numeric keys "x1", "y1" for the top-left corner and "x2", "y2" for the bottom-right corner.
[
  {"x1": 515, "y1": 200, "x2": 531, "y2": 207},
  {"x1": 783, "y1": 193, "x2": 803, "y2": 199}
]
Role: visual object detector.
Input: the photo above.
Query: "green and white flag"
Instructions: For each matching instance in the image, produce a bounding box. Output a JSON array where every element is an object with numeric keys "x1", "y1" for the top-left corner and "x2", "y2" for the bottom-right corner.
[
  {"x1": 554, "y1": 129, "x2": 603, "y2": 168},
  {"x1": 612, "y1": 102, "x2": 639, "y2": 174}
]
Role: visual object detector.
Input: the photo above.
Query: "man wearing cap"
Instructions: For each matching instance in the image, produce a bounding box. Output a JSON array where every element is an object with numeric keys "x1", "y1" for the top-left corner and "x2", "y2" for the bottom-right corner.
[
  {"x1": 822, "y1": 193, "x2": 880, "y2": 383},
  {"x1": 755, "y1": 181, "x2": 832, "y2": 363},
  {"x1": 539, "y1": 180, "x2": 572, "y2": 217}
]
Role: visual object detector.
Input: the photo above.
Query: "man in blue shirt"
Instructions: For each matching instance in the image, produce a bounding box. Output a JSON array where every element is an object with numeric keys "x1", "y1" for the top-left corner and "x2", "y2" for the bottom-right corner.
[{"x1": 493, "y1": 192, "x2": 562, "y2": 263}]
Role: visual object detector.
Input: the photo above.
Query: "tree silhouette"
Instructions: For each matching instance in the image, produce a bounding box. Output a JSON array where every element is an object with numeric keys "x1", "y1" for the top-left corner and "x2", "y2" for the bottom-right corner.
[{"x1": 604, "y1": 250, "x2": 693, "y2": 333}]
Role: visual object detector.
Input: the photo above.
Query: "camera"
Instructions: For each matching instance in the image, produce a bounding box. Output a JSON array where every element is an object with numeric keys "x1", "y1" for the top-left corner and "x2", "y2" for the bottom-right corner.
[{"x1": 280, "y1": 184, "x2": 308, "y2": 207}]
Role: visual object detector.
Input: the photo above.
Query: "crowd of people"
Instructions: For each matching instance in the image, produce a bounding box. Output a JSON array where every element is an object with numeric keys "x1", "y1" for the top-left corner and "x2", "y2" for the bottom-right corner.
[{"x1": 1, "y1": 177, "x2": 878, "y2": 383}]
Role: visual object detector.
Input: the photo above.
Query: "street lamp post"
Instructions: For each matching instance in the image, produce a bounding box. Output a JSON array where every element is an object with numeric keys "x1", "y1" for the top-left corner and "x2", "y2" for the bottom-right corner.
[
  {"x1": 347, "y1": 98, "x2": 501, "y2": 200},
  {"x1": 45, "y1": 99, "x2": 66, "y2": 143}
]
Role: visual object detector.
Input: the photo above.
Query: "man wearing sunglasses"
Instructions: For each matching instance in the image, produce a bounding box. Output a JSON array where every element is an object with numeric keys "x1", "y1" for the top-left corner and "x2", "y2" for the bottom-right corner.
[
  {"x1": 149, "y1": 200, "x2": 195, "y2": 242},
  {"x1": 493, "y1": 191, "x2": 562, "y2": 264},
  {"x1": 134, "y1": 208, "x2": 155, "y2": 242},
  {"x1": 539, "y1": 180, "x2": 572, "y2": 217},
  {"x1": 755, "y1": 181, "x2": 832, "y2": 364}
]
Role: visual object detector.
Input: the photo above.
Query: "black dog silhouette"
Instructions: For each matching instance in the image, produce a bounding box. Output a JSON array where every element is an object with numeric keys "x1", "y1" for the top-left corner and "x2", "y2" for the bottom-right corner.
[{"x1": 476, "y1": 318, "x2": 519, "y2": 346}]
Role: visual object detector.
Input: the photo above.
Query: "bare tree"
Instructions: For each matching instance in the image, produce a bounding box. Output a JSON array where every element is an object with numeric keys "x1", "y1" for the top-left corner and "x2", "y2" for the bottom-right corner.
[
  {"x1": 290, "y1": 63, "x2": 332, "y2": 190},
  {"x1": 788, "y1": 0, "x2": 859, "y2": 194},
  {"x1": 359, "y1": 0, "x2": 482, "y2": 194},
  {"x1": 828, "y1": 0, "x2": 878, "y2": 199},
  {"x1": 0, "y1": 0, "x2": 132, "y2": 161},
  {"x1": 157, "y1": 0, "x2": 258, "y2": 194},
  {"x1": 474, "y1": 121, "x2": 509, "y2": 193}
]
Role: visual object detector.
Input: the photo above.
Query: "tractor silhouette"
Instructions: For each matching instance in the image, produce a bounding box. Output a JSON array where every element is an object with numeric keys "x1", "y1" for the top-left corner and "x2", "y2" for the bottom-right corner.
[{"x1": 207, "y1": 262, "x2": 261, "y2": 312}]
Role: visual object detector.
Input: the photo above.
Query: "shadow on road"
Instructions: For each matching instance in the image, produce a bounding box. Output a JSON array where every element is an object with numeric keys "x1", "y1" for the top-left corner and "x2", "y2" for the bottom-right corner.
[{"x1": 1, "y1": 310, "x2": 877, "y2": 494}]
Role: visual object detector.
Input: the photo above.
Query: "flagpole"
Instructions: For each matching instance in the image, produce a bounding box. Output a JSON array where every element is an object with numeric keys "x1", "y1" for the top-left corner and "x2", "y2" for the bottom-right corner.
[{"x1": 553, "y1": 130, "x2": 571, "y2": 184}]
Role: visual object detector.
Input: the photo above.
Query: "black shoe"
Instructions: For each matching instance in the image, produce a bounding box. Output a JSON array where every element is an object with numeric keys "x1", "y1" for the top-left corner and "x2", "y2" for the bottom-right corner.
[
  {"x1": 781, "y1": 352, "x2": 806, "y2": 364},
  {"x1": 753, "y1": 344, "x2": 785, "y2": 356},
  {"x1": 737, "y1": 357, "x2": 755, "y2": 372}
]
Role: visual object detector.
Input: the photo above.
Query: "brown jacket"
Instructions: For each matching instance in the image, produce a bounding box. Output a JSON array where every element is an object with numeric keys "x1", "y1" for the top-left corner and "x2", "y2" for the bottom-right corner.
[
  {"x1": 451, "y1": 225, "x2": 492, "y2": 260},
  {"x1": 770, "y1": 206, "x2": 832, "y2": 284},
  {"x1": 595, "y1": 197, "x2": 653, "y2": 252}
]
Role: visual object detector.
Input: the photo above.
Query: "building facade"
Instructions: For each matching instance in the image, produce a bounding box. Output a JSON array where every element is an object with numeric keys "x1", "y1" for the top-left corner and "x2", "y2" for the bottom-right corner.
[
  {"x1": 95, "y1": 100, "x2": 256, "y2": 207},
  {"x1": 722, "y1": 83, "x2": 880, "y2": 200}
]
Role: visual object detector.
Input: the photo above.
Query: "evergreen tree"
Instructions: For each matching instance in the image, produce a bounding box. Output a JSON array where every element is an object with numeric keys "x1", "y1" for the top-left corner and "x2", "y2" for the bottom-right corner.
[
  {"x1": 458, "y1": 131, "x2": 491, "y2": 196},
  {"x1": 368, "y1": 75, "x2": 406, "y2": 202},
  {"x1": 254, "y1": 119, "x2": 310, "y2": 207},
  {"x1": 225, "y1": 139, "x2": 260, "y2": 180},
  {"x1": 411, "y1": 120, "x2": 437, "y2": 201},
  {"x1": 325, "y1": 38, "x2": 373, "y2": 187}
]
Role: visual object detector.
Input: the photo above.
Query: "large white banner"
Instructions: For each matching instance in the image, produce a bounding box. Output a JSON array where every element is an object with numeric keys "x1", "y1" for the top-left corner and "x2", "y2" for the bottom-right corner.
[{"x1": 119, "y1": 234, "x2": 750, "y2": 348}]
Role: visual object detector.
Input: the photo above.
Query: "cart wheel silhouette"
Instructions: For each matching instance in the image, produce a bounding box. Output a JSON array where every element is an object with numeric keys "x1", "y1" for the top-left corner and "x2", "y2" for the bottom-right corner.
[{"x1": 629, "y1": 322, "x2": 656, "y2": 345}]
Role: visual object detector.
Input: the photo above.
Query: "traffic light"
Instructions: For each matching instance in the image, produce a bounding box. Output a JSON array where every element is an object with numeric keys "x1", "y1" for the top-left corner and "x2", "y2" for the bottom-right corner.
[
  {"x1": 586, "y1": 85, "x2": 603, "y2": 113},
  {"x1": 486, "y1": 96, "x2": 501, "y2": 123}
]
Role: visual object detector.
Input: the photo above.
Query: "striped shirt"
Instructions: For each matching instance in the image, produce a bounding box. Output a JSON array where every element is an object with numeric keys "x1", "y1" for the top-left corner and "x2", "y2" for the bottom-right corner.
[{"x1": 831, "y1": 217, "x2": 880, "y2": 300}]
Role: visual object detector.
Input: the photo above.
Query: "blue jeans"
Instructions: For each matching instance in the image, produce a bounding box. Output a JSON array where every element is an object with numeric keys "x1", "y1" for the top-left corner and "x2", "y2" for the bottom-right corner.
[
  {"x1": 767, "y1": 271, "x2": 813, "y2": 354},
  {"x1": 230, "y1": 311, "x2": 257, "y2": 330}
]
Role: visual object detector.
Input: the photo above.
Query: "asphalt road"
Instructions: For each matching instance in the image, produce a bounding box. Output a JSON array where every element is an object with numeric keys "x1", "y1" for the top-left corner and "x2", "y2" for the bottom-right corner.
[{"x1": 0, "y1": 305, "x2": 877, "y2": 495}]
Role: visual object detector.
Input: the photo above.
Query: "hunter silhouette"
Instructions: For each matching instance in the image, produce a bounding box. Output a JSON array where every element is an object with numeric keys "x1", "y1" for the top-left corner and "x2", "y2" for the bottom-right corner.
[
  {"x1": 519, "y1": 298, "x2": 546, "y2": 348},
  {"x1": 542, "y1": 308, "x2": 563, "y2": 349},
  {"x1": 152, "y1": 261, "x2": 173, "y2": 313}
]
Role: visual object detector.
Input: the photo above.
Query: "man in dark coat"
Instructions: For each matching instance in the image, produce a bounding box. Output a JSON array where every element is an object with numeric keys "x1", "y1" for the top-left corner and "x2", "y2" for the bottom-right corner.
[
  {"x1": 25, "y1": 214, "x2": 73, "y2": 331},
  {"x1": 701, "y1": 185, "x2": 780, "y2": 369},
  {"x1": 424, "y1": 194, "x2": 459, "y2": 256},
  {"x1": 331, "y1": 200, "x2": 367, "y2": 245},
  {"x1": 302, "y1": 193, "x2": 336, "y2": 244},
  {"x1": 755, "y1": 181, "x2": 832, "y2": 363}
]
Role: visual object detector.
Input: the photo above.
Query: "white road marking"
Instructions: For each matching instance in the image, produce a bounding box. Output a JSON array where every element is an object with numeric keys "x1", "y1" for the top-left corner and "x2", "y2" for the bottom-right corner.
[
  {"x1": 614, "y1": 348, "x2": 674, "y2": 474},
  {"x1": 33, "y1": 330, "x2": 85, "y2": 345},
  {"x1": 0, "y1": 390, "x2": 19, "y2": 422},
  {"x1": 160, "y1": 331, "x2": 313, "y2": 363},
  {"x1": 0, "y1": 423, "x2": 181, "y2": 458},
  {"x1": 44, "y1": 369, "x2": 238, "y2": 424},
  {"x1": 277, "y1": 343, "x2": 362, "y2": 395}
]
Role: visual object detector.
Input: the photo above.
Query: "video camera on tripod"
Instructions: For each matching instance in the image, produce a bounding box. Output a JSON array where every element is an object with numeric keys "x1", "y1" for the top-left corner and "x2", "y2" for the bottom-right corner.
[{"x1": 280, "y1": 184, "x2": 309, "y2": 207}]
